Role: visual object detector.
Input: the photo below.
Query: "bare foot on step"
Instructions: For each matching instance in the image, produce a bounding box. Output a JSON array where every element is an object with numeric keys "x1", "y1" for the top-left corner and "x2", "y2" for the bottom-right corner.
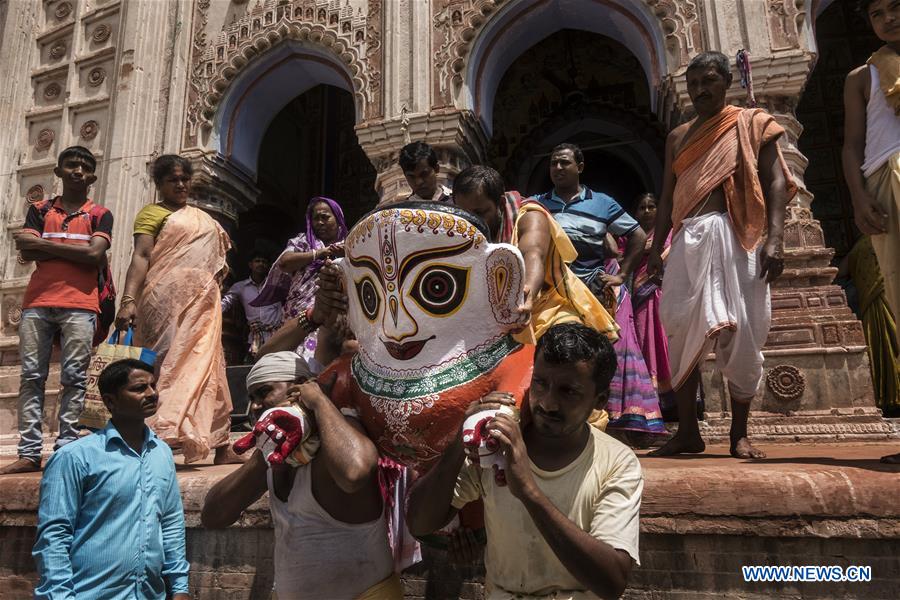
[
  {"x1": 730, "y1": 437, "x2": 766, "y2": 459},
  {"x1": 647, "y1": 433, "x2": 705, "y2": 456},
  {"x1": 0, "y1": 457, "x2": 42, "y2": 475}
]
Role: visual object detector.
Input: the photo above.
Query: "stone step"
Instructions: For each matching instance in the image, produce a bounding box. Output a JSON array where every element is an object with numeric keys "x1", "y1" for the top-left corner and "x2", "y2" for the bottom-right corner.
[{"x1": 0, "y1": 388, "x2": 60, "y2": 443}]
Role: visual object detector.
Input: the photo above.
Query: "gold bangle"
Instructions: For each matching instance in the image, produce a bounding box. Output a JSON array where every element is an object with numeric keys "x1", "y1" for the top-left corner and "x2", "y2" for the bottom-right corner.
[
  {"x1": 296, "y1": 309, "x2": 319, "y2": 334},
  {"x1": 120, "y1": 295, "x2": 136, "y2": 306}
]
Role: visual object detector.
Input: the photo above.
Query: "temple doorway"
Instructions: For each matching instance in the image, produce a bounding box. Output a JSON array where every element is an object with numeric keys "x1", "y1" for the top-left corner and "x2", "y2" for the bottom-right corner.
[
  {"x1": 486, "y1": 29, "x2": 664, "y2": 213},
  {"x1": 229, "y1": 84, "x2": 378, "y2": 280},
  {"x1": 221, "y1": 84, "x2": 377, "y2": 365},
  {"x1": 797, "y1": 1, "x2": 881, "y2": 259}
]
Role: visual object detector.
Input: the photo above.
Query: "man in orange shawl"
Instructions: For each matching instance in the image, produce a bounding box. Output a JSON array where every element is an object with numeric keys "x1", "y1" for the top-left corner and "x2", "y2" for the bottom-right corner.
[{"x1": 646, "y1": 51, "x2": 797, "y2": 459}]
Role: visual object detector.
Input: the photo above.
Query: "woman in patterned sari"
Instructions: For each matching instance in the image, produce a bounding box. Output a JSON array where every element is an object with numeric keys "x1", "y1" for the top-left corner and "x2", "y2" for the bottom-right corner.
[
  {"x1": 603, "y1": 244, "x2": 667, "y2": 438},
  {"x1": 629, "y1": 193, "x2": 677, "y2": 420},
  {"x1": 115, "y1": 155, "x2": 237, "y2": 464},
  {"x1": 252, "y1": 197, "x2": 348, "y2": 366}
]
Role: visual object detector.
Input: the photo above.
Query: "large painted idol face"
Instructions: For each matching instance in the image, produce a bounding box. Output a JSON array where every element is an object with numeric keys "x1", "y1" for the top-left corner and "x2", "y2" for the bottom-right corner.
[{"x1": 340, "y1": 202, "x2": 526, "y2": 384}]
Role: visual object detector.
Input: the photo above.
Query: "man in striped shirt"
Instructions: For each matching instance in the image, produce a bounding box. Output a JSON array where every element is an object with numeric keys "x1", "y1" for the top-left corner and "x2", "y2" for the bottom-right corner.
[
  {"x1": 534, "y1": 143, "x2": 647, "y2": 297},
  {"x1": 0, "y1": 146, "x2": 113, "y2": 475}
]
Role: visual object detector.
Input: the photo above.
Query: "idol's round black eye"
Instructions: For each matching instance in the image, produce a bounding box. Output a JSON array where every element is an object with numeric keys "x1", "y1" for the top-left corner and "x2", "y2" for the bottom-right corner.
[
  {"x1": 420, "y1": 270, "x2": 455, "y2": 306},
  {"x1": 409, "y1": 265, "x2": 469, "y2": 316},
  {"x1": 355, "y1": 277, "x2": 380, "y2": 321}
]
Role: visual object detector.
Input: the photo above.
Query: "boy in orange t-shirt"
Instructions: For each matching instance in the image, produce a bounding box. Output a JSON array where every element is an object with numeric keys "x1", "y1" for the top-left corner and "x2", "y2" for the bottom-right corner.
[{"x1": 0, "y1": 146, "x2": 113, "y2": 474}]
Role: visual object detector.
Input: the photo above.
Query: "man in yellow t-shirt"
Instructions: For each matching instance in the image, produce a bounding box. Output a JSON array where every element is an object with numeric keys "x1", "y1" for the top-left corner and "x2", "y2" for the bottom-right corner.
[{"x1": 407, "y1": 323, "x2": 643, "y2": 599}]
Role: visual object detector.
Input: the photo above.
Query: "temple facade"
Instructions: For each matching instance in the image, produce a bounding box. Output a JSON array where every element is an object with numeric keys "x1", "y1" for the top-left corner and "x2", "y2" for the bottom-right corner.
[{"x1": 0, "y1": 0, "x2": 891, "y2": 440}]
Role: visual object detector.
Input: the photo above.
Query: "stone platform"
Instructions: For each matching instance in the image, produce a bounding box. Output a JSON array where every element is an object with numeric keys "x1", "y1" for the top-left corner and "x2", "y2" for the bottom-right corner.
[{"x1": 2, "y1": 442, "x2": 899, "y2": 599}]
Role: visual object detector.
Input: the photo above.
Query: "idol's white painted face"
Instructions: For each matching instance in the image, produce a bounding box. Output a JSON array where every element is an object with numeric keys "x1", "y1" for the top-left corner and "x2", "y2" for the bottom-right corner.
[{"x1": 340, "y1": 207, "x2": 526, "y2": 376}]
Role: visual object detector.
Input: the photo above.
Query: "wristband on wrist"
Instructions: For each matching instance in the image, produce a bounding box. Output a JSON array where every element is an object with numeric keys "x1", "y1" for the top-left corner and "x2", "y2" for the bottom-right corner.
[{"x1": 296, "y1": 307, "x2": 320, "y2": 334}]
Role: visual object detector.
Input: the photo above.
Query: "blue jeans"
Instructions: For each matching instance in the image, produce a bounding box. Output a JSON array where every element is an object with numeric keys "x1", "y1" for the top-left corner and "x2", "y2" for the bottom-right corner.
[{"x1": 18, "y1": 307, "x2": 96, "y2": 460}]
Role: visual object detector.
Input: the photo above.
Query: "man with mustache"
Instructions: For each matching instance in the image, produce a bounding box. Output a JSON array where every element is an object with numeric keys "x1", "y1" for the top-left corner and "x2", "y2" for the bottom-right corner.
[
  {"x1": 33, "y1": 359, "x2": 190, "y2": 599},
  {"x1": 646, "y1": 51, "x2": 797, "y2": 459},
  {"x1": 534, "y1": 143, "x2": 647, "y2": 303},
  {"x1": 407, "y1": 323, "x2": 643, "y2": 600}
]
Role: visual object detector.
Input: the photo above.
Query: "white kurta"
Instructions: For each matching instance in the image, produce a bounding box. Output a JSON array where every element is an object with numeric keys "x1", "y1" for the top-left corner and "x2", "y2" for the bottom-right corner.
[{"x1": 660, "y1": 212, "x2": 771, "y2": 399}]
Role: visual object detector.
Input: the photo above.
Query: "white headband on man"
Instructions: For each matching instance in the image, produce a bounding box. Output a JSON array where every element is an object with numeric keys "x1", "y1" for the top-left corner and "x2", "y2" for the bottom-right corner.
[{"x1": 246, "y1": 351, "x2": 313, "y2": 389}]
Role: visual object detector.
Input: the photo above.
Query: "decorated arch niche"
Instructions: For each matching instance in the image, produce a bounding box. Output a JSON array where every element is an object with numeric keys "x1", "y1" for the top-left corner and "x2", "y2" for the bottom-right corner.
[
  {"x1": 209, "y1": 41, "x2": 358, "y2": 178},
  {"x1": 484, "y1": 27, "x2": 665, "y2": 197},
  {"x1": 184, "y1": 0, "x2": 383, "y2": 167},
  {"x1": 431, "y1": 0, "x2": 700, "y2": 135}
]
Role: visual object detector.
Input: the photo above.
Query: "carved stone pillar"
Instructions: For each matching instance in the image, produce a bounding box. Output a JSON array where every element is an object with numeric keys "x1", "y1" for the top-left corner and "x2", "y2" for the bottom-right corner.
[
  {"x1": 698, "y1": 95, "x2": 891, "y2": 442},
  {"x1": 181, "y1": 150, "x2": 259, "y2": 366},
  {"x1": 356, "y1": 110, "x2": 487, "y2": 203},
  {"x1": 183, "y1": 151, "x2": 259, "y2": 233}
]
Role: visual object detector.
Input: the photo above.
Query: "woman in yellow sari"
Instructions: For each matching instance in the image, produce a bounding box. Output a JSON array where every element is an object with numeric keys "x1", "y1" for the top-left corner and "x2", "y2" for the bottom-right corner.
[
  {"x1": 115, "y1": 155, "x2": 236, "y2": 464},
  {"x1": 452, "y1": 165, "x2": 618, "y2": 345},
  {"x1": 452, "y1": 164, "x2": 618, "y2": 429}
]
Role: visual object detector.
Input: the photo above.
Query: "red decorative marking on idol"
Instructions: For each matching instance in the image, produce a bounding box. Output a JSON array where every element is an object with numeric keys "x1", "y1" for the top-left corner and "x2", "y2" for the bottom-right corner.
[{"x1": 379, "y1": 224, "x2": 398, "y2": 283}]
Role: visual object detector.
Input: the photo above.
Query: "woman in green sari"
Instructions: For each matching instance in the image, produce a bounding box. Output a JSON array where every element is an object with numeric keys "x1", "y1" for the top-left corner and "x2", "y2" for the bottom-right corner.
[{"x1": 845, "y1": 236, "x2": 899, "y2": 416}]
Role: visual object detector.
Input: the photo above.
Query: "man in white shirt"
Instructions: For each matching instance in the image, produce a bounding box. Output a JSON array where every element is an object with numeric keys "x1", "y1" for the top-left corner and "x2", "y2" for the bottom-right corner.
[
  {"x1": 407, "y1": 323, "x2": 642, "y2": 600},
  {"x1": 221, "y1": 252, "x2": 282, "y2": 359},
  {"x1": 398, "y1": 141, "x2": 452, "y2": 203}
]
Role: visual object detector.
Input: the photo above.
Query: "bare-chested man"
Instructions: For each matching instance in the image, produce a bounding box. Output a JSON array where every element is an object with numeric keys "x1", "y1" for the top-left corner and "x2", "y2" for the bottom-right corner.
[{"x1": 647, "y1": 51, "x2": 796, "y2": 459}]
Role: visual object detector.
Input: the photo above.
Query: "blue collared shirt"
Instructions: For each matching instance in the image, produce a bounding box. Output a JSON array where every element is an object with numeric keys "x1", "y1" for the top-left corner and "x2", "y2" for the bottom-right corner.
[
  {"x1": 33, "y1": 422, "x2": 190, "y2": 599},
  {"x1": 535, "y1": 186, "x2": 639, "y2": 283}
]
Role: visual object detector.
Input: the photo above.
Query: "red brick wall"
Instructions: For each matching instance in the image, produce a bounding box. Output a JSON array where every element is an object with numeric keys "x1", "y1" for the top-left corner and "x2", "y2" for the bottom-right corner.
[{"x1": 4, "y1": 526, "x2": 899, "y2": 599}]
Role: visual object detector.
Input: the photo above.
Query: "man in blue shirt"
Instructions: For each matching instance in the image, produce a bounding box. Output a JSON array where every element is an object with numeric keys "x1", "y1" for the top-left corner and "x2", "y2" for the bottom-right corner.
[
  {"x1": 535, "y1": 143, "x2": 647, "y2": 298},
  {"x1": 33, "y1": 359, "x2": 190, "y2": 599}
]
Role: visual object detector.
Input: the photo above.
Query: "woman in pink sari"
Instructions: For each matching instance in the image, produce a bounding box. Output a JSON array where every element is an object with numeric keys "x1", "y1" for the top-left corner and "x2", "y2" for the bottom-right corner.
[
  {"x1": 115, "y1": 155, "x2": 237, "y2": 464},
  {"x1": 628, "y1": 193, "x2": 676, "y2": 419}
]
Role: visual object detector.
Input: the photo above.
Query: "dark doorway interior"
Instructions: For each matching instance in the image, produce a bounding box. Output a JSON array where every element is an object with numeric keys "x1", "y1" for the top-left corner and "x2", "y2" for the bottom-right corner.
[
  {"x1": 230, "y1": 84, "x2": 378, "y2": 281},
  {"x1": 487, "y1": 29, "x2": 664, "y2": 215},
  {"x1": 222, "y1": 85, "x2": 378, "y2": 365},
  {"x1": 526, "y1": 145, "x2": 648, "y2": 214}
]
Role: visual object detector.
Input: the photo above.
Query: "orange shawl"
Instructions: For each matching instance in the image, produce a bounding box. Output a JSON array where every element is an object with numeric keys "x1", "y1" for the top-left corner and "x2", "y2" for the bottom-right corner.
[{"x1": 672, "y1": 105, "x2": 798, "y2": 250}]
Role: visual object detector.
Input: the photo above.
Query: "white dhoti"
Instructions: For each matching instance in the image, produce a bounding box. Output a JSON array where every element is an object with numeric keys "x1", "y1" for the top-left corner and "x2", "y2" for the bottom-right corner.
[{"x1": 660, "y1": 212, "x2": 771, "y2": 399}]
